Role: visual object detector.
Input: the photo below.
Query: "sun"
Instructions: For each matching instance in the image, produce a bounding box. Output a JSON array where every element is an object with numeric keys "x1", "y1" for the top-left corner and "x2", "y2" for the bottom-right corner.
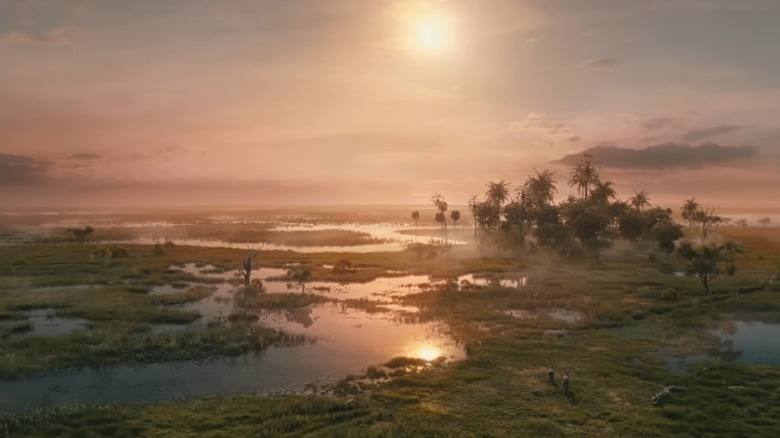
[
  {"x1": 417, "y1": 345, "x2": 442, "y2": 361},
  {"x1": 411, "y1": 15, "x2": 452, "y2": 55}
]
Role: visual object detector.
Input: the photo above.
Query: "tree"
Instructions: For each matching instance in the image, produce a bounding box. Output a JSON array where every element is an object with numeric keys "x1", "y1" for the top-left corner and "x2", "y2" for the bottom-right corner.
[
  {"x1": 590, "y1": 181, "x2": 617, "y2": 206},
  {"x1": 468, "y1": 195, "x2": 479, "y2": 239},
  {"x1": 605, "y1": 201, "x2": 628, "y2": 253},
  {"x1": 618, "y1": 206, "x2": 673, "y2": 250},
  {"x1": 676, "y1": 242, "x2": 741, "y2": 294},
  {"x1": 569, "y1": 207, "x2": 609, "y2": 242},
  {"x1": 485, "y1": 180, "x2": 511, "y2": 230},
  {"x1": 693, "y1": 206, "x2": 721, "y2": 244},
  {"x1": 568, "y1": 154, "x2": 600, "y2": 199},
  {"x1": 628, "y1": 190, "x2": 651, "y2": 211},
  {"x1": 237, "y1": 243, "x2": 265, "y2": 288},
  {"x1": 287, "y1": 265, "x2": 312, "y2": 293},
  {"x1": 431, "y1": 194, "x2": 449, "y2": 242},
  {"x1": 618, "y1": 210, "x2": 645, "y2": 241},
  {"x1": 333, "y1": 258, "x2": 353, "y2": 274},
  {"x1": 534, "y1": 223, "x2": 574, "y2": 254},
  {"x1": 66, "y1": 226, "x2": 95, "y2": 246},
  {"x1": 522, "y1": 169, "x2": 557, "y2": 210},
  {"x1": 475, "y1": 201, "x2": 499, "y2": 231},
  {"x1": 681, "y1": 198, "x2": 699, "y2": 229},
  {"x1": 560, "y1": 197, "x2": 608, "y2": 242},
  {"x1": 502, "y1": 201, "x2": 531, "y2": 245},
  {"x1": 651, "y1": 220, "x2": 684, "y2": 258},
  {"x1": 450, "y1": 210, "x2": 461, "y2": 228},
  {"x1": 759, "y1": 217, "x2": 771, "y2": 227},
  {"x1": 411, "y1": 210, "x2": 420, "y2": 242}
]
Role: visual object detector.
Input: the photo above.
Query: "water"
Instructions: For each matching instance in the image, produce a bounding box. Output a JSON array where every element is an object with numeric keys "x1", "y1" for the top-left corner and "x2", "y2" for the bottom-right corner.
[
  {"x1": 103, "y1": 221, "x2": 465, "y2": 253},
  {"x1": 660, "y1": 321, "x2": 780, "y2": 373},
  {"x1": 115, "y1": 236, "x2": 408, "y2": 253},
  {"x1": 0, "y1": 310, "x2": 89, "y2": 338},
  {"x1": 148, "y1": 283, "x2": 198, "y2": 296},
  {"x1": 0, "y1": 303, "x2": 462, "y2": 414},
  {"x1": 714, "y1": 321, "x2": 780, "y2": 365},
  {"x1": 244, "y1": 273, "x2": 527, "y2": 302}
]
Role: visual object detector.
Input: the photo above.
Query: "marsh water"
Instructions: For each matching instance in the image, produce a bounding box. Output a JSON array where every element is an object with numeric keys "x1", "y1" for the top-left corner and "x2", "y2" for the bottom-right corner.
[
  {"x1": 661, "y1": 321, "x2": 780, "y2": 374},
  {"x1": 0, "y1": 302, "x2": 461, "y2": 413},
  {"x1": 1, "y1": 262, "x2": 481, "y2": 413},
  {"x1": 0, "y1": 212, "x2": 468, "y2": 252},
  {"x1": 0, "y1": 257, "x2": 537, "y2": 413}
]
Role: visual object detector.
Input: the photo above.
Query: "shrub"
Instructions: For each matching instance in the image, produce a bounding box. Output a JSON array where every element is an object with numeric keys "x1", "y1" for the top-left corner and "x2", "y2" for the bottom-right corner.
[
  {"x1": 333, "y1": 258, "x2": 353, "y2": 274},
  {"x1": 659, "y1": 288, "x2": 679, "y2": 301},
  {"x1": 110, "y1": 246, "x2": 128, "y2": 258}
]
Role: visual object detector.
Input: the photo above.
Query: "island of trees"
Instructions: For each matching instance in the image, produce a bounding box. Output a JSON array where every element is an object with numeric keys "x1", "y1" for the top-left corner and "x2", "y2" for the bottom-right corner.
[{"x1": 419, "y1": 154, "x2": 741, "y2": 294}]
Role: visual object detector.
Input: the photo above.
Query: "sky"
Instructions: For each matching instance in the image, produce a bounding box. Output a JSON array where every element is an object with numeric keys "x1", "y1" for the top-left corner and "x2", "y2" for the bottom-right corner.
[{"x1": 1, "y1": 0, "x2": 779, "y2": 209}]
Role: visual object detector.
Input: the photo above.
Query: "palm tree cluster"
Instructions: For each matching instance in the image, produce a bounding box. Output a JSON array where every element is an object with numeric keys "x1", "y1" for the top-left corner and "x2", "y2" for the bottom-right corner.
[
  {"x1": 457, "y1": 154, "x2": 686, "y2": 257},
  {"x1": 415, "y1": 153, "x2": 736, "y2": 293},
  {"x1": 411, "y1": 154, "x2": 730, "y2": 269}
]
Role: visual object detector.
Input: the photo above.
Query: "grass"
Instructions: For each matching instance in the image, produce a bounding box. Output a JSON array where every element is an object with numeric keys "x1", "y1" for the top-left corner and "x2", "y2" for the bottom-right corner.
[
  {"x1": 0, "y1": 322, "x2": 305, "y2": 379},
  {"x1": 2, "y1": 222, "x2": 780, "y2": 436}
]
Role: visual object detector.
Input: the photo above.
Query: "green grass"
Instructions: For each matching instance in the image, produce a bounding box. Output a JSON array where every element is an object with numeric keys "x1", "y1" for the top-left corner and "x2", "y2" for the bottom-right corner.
[{"x1": 2, "y1": 225, "x2": 780, "y2": 436}]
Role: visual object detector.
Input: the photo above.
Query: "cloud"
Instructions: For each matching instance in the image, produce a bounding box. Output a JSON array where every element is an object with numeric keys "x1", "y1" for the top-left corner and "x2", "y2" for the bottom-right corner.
[
  {"x1": 582, "y1": 57, "x2": 619, "y2": 69},
  {"x1": 0, "y1": 153, "x2": 50, "y2": 185},
  {"x1": 640, "y1": 117, "x2": 676, "y2": 130},
  {"x1": 552, "y1": 142, "x2": 757, "y2": 170},
  {"x1": 68, "y1": 153, "x2": 102, "y2": 160},
  {"x1": 0, "y1": 26, "x2": 84, "y2": 46},
  {"x1": 507, "y1": 113, "x2": 571, "y2": 136},
  {"x1": 681, "y1": 125, "x2": 743, "y2": 142}
]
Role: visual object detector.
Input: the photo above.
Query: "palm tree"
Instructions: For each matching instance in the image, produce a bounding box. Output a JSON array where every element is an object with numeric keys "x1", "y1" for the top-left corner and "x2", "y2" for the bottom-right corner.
[
  {"x1": 450, "y1": 210, "x2": 461, "y2": 228},
  {"x1": 522, "y1": 169, "x2": 557, "y2": 209},
  {"x1": 629, "y1": 190, "x2": 651, "y2": 211},
  {"x1": 468, "y1": 195, "x2": 479, "y2": 239},
  {"x1": 568, "y1": 154, "x2": 600, "y2": 199},
  {"x1": 485, "y1": 180, "x2": 511, "y2": 230},
  {"x1": 411, "y1": 211, "x2": 420, "y2": 242},
  {"x1": 681, "y1": 198, "x2": 699, "y2": 229},
  {"x1": 590, "y1": 180, "x2": 617, "y2": 205},
  {"x1": 431, "y1": 194, "x2": 448, "y2": 242}
]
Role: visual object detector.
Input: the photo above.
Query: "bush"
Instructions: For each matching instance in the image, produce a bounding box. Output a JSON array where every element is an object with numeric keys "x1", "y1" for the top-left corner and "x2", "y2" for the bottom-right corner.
[
  {"x1": 366, "y1": 365, "x2": 388, "y2": 379},
  {"x1": 659, "y1": 288, "x2": 679, "y2": 301},
  {"x1": 384, "y1": 356, "x2": 428, "y2": 369},
  {"x1": 110, "y1": 246, "x2": 128, "y2": 258},
  {"x1": 333, "y1": 259, "x2": 353, "y2": 274},
  {"x1": 93, "y1": 246, "x2": 128, "y2": 259}
]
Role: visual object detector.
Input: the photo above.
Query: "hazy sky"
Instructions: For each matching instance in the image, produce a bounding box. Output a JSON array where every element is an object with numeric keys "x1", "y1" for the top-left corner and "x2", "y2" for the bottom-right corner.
[{"x1": 1, "y1": 0, "x2": 779, "y2": 207}]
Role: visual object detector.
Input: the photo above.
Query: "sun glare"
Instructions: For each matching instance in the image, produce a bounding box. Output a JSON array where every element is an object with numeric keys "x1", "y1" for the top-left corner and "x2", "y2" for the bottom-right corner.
[
  {"x1": 416, "y1": 18, "x2": 447, "y2": 52},
  {"x1": 410, "y1": 15, "x2": 452, "y2": 55},
  {"x1": 417, "y1": 345, "x2": 442, "y2": 361}
]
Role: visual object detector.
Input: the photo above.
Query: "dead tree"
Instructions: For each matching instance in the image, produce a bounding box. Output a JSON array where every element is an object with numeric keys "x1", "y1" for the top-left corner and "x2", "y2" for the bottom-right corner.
[
  {"x1": 651, "y1": 385, "x2": 684, "y2": 406},
  {"x1": 237, "y1": 243, "x2": 265, "y2": 287},
  {"x1": 694, "y1": 206, "x2": 721, "y2": 244}
]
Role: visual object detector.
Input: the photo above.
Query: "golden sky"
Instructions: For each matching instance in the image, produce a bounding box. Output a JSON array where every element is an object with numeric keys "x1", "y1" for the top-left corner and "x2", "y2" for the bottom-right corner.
[{"x1": 1, "y1": 0, "x2": 779, "y2": 208}]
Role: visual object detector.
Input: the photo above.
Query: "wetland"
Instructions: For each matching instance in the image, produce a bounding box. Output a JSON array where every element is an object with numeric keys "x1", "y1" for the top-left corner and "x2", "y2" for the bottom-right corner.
[{"x1": 1, "y1": 207, "x2": 779, "y2": 437}]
